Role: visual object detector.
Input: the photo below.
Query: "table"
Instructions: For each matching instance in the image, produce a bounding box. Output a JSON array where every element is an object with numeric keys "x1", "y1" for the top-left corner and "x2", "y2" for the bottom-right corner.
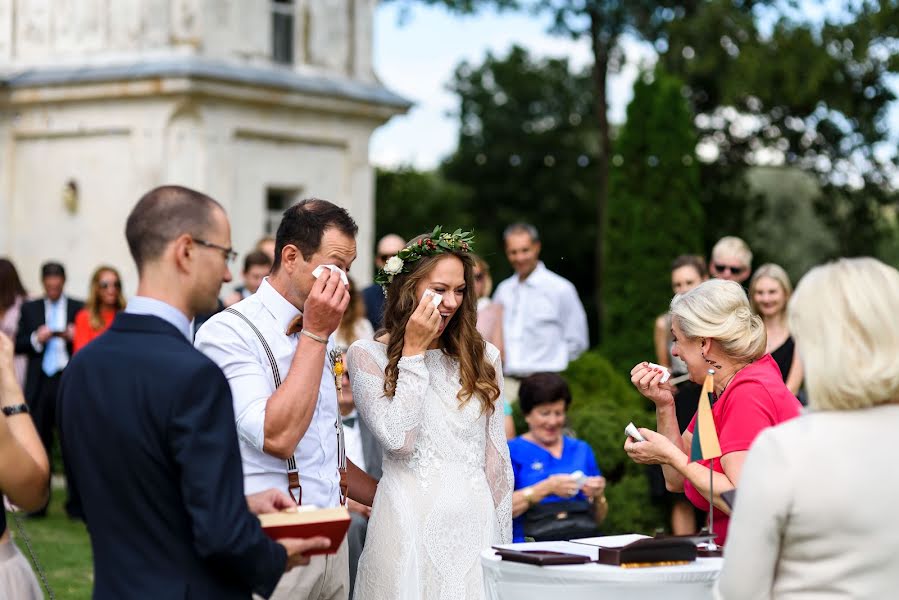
[{"x1": 481, "y1": 543, "x2": 722, "y2": 600}]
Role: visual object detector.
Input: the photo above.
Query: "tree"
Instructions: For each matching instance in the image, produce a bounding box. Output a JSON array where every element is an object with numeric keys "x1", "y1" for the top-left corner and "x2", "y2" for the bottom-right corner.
[
  {"x1": 441, "y1": 46, "x2": 602, "y2": 338},
  {"x1": 388, "y1": 0, "x2": 775, "y2": 339},
  {"x1": 603, "y1": 67, "x2": 703, "y2": 371},
  {"x1": 374, "y1": 167, "x2": 475, "y2": 242}
]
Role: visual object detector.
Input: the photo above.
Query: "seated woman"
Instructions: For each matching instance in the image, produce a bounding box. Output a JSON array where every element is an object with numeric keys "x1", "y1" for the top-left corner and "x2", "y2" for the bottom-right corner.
[
  {"x1": 509, "y1": 373, "x2": 607, "y2": 542},
  {"x1": 626, "y1": 279, "x2": 802, "y2": 545},
  {"x1": 0, "y1": 332, "x2": 50, "y2": 599},
  {"x1": 717, "y1": 258, "x2": 899, "y2": 599},
  {"x1": 749, "y1": 263, "x2": 803, "y2": 396},
  {"x1": 73, "y1": 266, "x2": 125, "y2": 353}
]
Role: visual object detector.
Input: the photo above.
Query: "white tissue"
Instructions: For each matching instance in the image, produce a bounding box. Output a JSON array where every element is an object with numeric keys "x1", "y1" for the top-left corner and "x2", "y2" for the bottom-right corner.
[
  {"x1": 624, "y1": 422, "x2": 646, "y2": 442},
  {"x1": 312, "y1": 264, "x2": 349, "y2": 286},
  {"x1": 646, "y1": 362, "x2": 671, "y2": 383},
  {"x1": 570, "y1": 470, "x2": 587, "y2": 488},
  {"x1": 422, "y1": 289, "x2": 443, "y2": 307}
]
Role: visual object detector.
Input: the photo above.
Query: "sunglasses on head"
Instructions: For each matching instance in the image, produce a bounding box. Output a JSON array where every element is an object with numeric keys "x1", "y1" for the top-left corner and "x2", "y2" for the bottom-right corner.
[
  {"x1": 99, "y1": 280, "x2": 121, "y2": 290},
  {"x1": 713, "y1": 263, "x2": 746, "y2": 276}
]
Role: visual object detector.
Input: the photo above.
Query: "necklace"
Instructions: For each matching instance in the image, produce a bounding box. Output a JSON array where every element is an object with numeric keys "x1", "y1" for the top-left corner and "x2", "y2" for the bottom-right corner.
[{"x1": 717, "y1": 364, "x2": 749, "y2": 396}]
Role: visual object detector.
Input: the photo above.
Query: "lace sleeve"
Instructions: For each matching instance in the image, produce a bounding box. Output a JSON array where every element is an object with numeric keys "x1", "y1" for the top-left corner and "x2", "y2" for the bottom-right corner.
[
  {"x1": 484, "y1": 343, "x2": 513, "y2": 543},
  {"x1": 346, "y1": 342, "x2": 430, "y2": 458}
]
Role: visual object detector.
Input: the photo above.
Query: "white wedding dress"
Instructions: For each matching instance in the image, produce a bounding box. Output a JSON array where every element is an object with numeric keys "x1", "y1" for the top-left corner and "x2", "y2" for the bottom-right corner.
[{"x1": 346, "y1": 339, "x2": 513, "y2": 600}]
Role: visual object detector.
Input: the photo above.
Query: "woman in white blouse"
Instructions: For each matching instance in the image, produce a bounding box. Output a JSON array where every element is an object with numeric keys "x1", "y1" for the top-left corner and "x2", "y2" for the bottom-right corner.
[{"x1": 717, "y1": 257, "x2": 899, "y2": 599}]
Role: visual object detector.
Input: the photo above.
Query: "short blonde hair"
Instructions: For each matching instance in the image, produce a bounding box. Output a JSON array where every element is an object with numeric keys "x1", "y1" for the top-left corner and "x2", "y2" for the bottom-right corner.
[
  {"x1": 711, "y1": 236, "x2": 753, "y2": 268},
  {"x1": 671, "y1": 279, "x2": 766, "y2": 363},
  {"x1": 749, "y1": 263, "x2": 793, "y2": 317},
  {"x1": 789, "y1": 257, "x2": 899, "y2": 411}
]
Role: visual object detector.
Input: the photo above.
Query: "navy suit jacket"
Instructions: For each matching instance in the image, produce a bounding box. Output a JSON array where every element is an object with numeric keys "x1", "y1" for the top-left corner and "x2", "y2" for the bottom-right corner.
[
  {"x1": 14, "y1": 295, "x2": 83, "y2": 400},
  {"x1": 361, "y1": 283, "x2": 385, "y2": 330},
  {"x1": 58, "y1": 313, "x2": 286, "y2": 599}
]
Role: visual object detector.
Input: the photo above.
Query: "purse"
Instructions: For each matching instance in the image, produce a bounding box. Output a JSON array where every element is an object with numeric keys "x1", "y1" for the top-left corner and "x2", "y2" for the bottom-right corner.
[{"x1": 522, "y1": 499, "x2": 601, "y2": 541}]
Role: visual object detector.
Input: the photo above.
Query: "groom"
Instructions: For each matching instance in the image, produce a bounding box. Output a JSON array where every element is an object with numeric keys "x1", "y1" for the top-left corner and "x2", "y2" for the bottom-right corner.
[{"x1": 196, "y1": 199, "x2": 377, "y2": 600}]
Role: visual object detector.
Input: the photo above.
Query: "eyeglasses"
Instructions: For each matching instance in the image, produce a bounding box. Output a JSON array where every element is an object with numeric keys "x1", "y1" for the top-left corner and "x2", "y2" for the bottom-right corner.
[
  {"x1": 713, "y1": 263, "x2": 746, "y2": 276},
  {"x1": 379, "y1": 254, "x2": 393, "y2": 263},
  {"x1": 98, "y1": 280, "x2": 121, "y2": 290},
  {"x1": 193, "y1": 238, "x2": 238, "y2": 264}
]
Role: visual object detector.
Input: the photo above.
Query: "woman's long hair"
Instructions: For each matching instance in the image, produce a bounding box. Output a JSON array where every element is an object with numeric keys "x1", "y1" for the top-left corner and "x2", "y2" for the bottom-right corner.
[
  {"x1": 0, "y1": 258, "x2": 27, "y2": 313},
  {"x1": 86, "y1": 266, "x2": 126, "y2": 330},
  {"x1": 380, "y1": 241, "x2": 500, "y2": 414}
]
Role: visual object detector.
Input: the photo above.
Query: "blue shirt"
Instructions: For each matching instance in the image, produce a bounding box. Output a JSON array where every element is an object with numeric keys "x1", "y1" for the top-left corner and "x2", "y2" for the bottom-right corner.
[{"x1": 508, "y1": 436, "x2": 601, "y2": 542}]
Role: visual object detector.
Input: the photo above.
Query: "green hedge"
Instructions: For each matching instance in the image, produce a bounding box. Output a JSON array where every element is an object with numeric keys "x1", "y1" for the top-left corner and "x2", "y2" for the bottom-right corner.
[{"x1": 512, "y1": 349, "x2": 667, "y2": 535}]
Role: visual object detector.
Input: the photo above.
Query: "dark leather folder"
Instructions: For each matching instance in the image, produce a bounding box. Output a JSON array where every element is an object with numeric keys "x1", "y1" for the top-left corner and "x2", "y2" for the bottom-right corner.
[
  {"x1": 596, "y1": 537, "x2": 697, "y2": 567},
  {"x1": 493, "y1": 548, "x2": 592, "y2": 566}
]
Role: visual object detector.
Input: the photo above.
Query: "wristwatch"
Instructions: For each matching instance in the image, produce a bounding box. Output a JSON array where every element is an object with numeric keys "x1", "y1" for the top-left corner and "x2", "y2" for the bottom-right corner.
[{"x1": 2, "y1": 403, "x2": 30, "y2": 417}]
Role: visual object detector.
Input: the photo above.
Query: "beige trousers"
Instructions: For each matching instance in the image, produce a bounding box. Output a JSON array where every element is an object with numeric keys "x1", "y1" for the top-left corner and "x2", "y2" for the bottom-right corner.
[{"x1": 261, "y1": 538, "x2": 349, "y2": 600}]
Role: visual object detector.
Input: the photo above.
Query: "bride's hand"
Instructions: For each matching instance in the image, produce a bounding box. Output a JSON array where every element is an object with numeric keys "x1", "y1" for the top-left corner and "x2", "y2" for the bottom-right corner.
[
  {"x1": 630, "y1": 362, "x2": 676, "y2": 407},
  {"x1": 402, "y1": 294, "x2": 441, "y2": 356}
]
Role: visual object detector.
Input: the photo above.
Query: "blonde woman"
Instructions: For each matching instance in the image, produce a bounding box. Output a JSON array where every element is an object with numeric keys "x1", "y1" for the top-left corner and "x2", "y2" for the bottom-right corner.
[
  {"x1": 718, "y1": 258, "x2": 899, "y2": 599},
  {"x1": 749, "y1": 264, "x2": 803, "y2": 395},
  {"x1": 625, "y1": 279, "x2": 801, "y2": 545},
  {"x1": 73, "y1": 266, "x2": 125, "y2": 353}
]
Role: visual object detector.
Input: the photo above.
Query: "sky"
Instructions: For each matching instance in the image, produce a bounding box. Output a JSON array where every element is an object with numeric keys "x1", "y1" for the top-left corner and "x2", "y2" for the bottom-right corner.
[
  {"x1": 368, "y1": 1, "x2": 898, "y2": 174},
  {"x1": 369, "y1": 3, "x2": 655, "y2": 170}
]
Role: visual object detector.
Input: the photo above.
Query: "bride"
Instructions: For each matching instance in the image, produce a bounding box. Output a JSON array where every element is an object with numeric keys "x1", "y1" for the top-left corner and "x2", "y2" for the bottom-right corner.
[{"x1": 346, "y1": 228, "x2": 513, "y2": 599}]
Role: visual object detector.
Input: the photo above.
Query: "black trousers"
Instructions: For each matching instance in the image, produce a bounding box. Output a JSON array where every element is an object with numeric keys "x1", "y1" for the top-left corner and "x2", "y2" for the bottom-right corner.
[{"x1": 28, "y1": 371, "x2": 82, "y2": 518}]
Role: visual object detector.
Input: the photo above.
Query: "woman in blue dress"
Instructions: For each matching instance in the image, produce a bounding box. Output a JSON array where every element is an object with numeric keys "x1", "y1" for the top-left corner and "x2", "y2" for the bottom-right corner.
[{"x1": 509, "y1": 373, "x2": 607, "y2": 541}]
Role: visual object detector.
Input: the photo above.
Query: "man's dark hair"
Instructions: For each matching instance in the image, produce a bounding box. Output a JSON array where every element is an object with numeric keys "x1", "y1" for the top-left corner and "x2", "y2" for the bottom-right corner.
[
  {"x1": 671, "y1": 254, "x2": 708, "y2": 278},
  {"x1": 40, "y1": 261, "x2": 66, "y2": 280},
  {"x1": 519, "y1": 372, "x2": 573, "y2": 415},
  {"x1": 126, "y1": 185, "x2": 222, "y2": 272},
  {"x1": 273, "y1": 199, "x2": 358, "y2": 270},
  {"x1": 243, "y1": 249, "x2": 272, "y2": 272}
]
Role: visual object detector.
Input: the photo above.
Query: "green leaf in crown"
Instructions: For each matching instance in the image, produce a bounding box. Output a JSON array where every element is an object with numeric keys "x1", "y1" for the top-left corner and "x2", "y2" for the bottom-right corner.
[{"x1": 373, "y1": 226, "x2": 475, "y2": 290}]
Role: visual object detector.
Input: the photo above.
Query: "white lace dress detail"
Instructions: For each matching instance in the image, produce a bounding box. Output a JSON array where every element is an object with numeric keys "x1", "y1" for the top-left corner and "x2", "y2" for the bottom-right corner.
[{"x1": 346, "y1": 340, "x2": 513, "y2": 600}]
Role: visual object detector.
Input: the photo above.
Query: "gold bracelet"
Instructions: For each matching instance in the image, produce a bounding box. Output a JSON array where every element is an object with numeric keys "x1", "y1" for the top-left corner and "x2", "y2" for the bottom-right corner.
[
  {"x1": 300, "y1": 329, "x2": 328, "y2": 344},
  {"x1": 597, "y1": 495, "x2": 608, "y2": 505},
  {"x1": 522, "y1": 486, "x2": 535, "y2": 506}
]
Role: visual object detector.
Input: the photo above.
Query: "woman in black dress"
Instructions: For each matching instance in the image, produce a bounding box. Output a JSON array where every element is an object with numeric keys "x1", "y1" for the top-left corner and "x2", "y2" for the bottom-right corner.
[{"x1": 749, "y1": 264, "x2": 804, "y2": 397}]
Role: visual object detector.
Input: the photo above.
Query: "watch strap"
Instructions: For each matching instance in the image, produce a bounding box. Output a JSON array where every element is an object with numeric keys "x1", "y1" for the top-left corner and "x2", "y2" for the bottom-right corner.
[{"x1": 2, "y1": 403, "x2": 30, "y2": 416}]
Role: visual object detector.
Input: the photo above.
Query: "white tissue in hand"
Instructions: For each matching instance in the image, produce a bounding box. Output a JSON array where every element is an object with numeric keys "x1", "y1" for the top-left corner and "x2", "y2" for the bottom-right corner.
[
  {"x1": 624, "y1": 422, "x2": 646, "y2": 442},
  {"x1": 570, "y1": 470, "x2": 587, "y2": 488},
  {"x1": 646, "y1": 362, "x2": 671, "y2": 383},
  {"x1": 312, "y1": 264, "x2": 349, "y2": 286},
  {"x1": 422, "y1": 289, "x2": 443, "y2": 307}
]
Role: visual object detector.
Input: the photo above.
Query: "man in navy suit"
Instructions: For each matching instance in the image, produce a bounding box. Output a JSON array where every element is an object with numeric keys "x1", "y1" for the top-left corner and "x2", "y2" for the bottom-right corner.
[
  {"x1": 58, "y1": 185, "x2": 328, "y2": 599},
  {"x1": 15, "y1": 261, "x2": 83, "y2": 517}
]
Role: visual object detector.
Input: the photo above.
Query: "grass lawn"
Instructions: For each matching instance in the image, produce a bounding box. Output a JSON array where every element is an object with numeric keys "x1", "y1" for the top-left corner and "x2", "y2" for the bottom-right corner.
[{"x1": 7, "y1": 490, "x2": 93, "y2": 600}]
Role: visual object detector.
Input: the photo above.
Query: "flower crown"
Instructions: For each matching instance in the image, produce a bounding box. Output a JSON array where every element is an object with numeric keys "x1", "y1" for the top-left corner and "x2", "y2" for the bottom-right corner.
[{"x1": 375, "y1": 226, "x2": 475, "y2": 289}]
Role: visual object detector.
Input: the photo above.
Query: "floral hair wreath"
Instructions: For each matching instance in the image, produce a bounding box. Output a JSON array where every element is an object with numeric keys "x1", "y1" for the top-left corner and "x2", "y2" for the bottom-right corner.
[{"x1": 374, "y1": 226, "x2": 475, "y2": 291}]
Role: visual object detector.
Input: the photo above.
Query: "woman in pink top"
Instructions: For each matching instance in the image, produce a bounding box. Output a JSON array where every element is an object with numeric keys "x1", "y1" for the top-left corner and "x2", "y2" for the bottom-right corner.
[{"x1": 625, "y1": 279, "x2": 801, "y2": 544}]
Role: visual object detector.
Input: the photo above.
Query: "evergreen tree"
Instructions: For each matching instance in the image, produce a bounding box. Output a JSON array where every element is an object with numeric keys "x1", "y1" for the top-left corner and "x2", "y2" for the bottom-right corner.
[{"x1": 603, "y1": 67, "x2": 703, "y2": 370}]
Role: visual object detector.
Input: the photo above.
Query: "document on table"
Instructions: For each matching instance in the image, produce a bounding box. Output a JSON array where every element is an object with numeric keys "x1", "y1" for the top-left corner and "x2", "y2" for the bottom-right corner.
[
  {"x1": 569, "y1": 534, "x2": 651, "y2": 548},
  {"x1": 493, "y1": 541, "x2": 600, "y2": 561}
]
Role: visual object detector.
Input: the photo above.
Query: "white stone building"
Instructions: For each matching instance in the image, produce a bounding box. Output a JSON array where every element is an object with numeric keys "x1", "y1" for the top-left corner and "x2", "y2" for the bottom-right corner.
[{"x1": 0, "y1": 0, "x2": 409, "y2": 295}]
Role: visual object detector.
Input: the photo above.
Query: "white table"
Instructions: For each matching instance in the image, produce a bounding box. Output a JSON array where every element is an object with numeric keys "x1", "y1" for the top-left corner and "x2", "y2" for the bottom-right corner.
[{"x1": 481, "y1": 543, "x2": 722, "y2": 600}]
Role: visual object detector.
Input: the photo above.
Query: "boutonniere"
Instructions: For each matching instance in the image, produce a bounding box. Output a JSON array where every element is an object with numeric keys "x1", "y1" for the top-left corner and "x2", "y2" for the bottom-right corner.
[{"x1": 329, "y1": 348, "x2": 345, "y2": 392}]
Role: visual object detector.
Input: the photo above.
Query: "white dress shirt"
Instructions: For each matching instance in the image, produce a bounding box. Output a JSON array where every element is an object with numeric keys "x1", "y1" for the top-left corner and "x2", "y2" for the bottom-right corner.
[
  {"x1": 493, "y1": 261, "x2": 589, "y2": 376},
  {"x1": 31, "y1": 296, "x2": 70, "y2": 373},
  {"x1": 194, "y1": 278, "x2": 341, "y2": 506},
  {"x1": 341, "y1": 410, "x2": 366, "y2": 473},
  {"x1": 125, "y1": 296, "x2": 193, "y2": 341}
]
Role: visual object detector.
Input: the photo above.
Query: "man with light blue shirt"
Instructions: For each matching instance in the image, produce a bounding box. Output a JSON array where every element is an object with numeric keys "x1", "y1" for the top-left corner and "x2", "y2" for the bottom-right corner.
[
  {"x1": 57, "y1": 185, "x2": 328, "y2": 599},
  {"x1": 493, "y1": 223, "x2": 589, "y2": 400},
  {"x1": 195, "y1": 198, "x2": 378, "y2": 600}
]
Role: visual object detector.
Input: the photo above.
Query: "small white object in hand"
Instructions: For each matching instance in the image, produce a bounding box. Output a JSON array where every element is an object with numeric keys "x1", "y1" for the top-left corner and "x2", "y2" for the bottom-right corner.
[
  {"x1": 646, "y1": 362, "x2": 671, "y2": 383},
  {"x1": 312, "y1": 264, "x2": 349, "y2": 286},
  {"x1": 570, "y1": 470, "x2": 587, "y2": 488},
  {"x1": 625, "y1": 422, "x2": 646, "y2": 442},
  {"x1": 422, "y1": 289, "x2": 443, "y2": 307}
]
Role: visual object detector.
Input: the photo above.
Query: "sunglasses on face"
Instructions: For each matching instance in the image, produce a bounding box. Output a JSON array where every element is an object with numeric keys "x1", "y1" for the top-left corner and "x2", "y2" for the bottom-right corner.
[
  {"x1": 99, "y1": 280, "x2": 121, "y2": 290},
  {"x1": 473, "y1": 272, "x2": 485, "y2": 282},
  {"x1": 713, "y1": 263, "x2": 746, "y2": 276},
  {"x1": 379, "y1": 254, "x2": 393, "y2": 262}
]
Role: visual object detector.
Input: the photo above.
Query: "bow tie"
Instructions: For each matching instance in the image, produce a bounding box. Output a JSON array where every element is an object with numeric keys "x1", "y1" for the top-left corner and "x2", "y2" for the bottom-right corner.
[
  {"x1": 342, "y1": 416, "x2": 357, "y2": 428},
  {"x1": 286, "y1": 314, "x2": 303, "y2": 336}
]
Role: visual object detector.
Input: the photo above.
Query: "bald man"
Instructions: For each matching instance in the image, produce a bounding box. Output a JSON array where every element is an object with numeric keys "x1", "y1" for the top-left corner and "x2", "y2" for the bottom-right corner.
[{"x1": 361, "y1": 234, "x2": 405, "y2": 330}]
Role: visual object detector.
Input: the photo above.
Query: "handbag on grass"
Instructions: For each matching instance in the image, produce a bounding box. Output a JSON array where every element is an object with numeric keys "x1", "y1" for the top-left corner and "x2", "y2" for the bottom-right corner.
[{"x1": 522, "y1": 499, "x2": 601, "y2": 542}]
